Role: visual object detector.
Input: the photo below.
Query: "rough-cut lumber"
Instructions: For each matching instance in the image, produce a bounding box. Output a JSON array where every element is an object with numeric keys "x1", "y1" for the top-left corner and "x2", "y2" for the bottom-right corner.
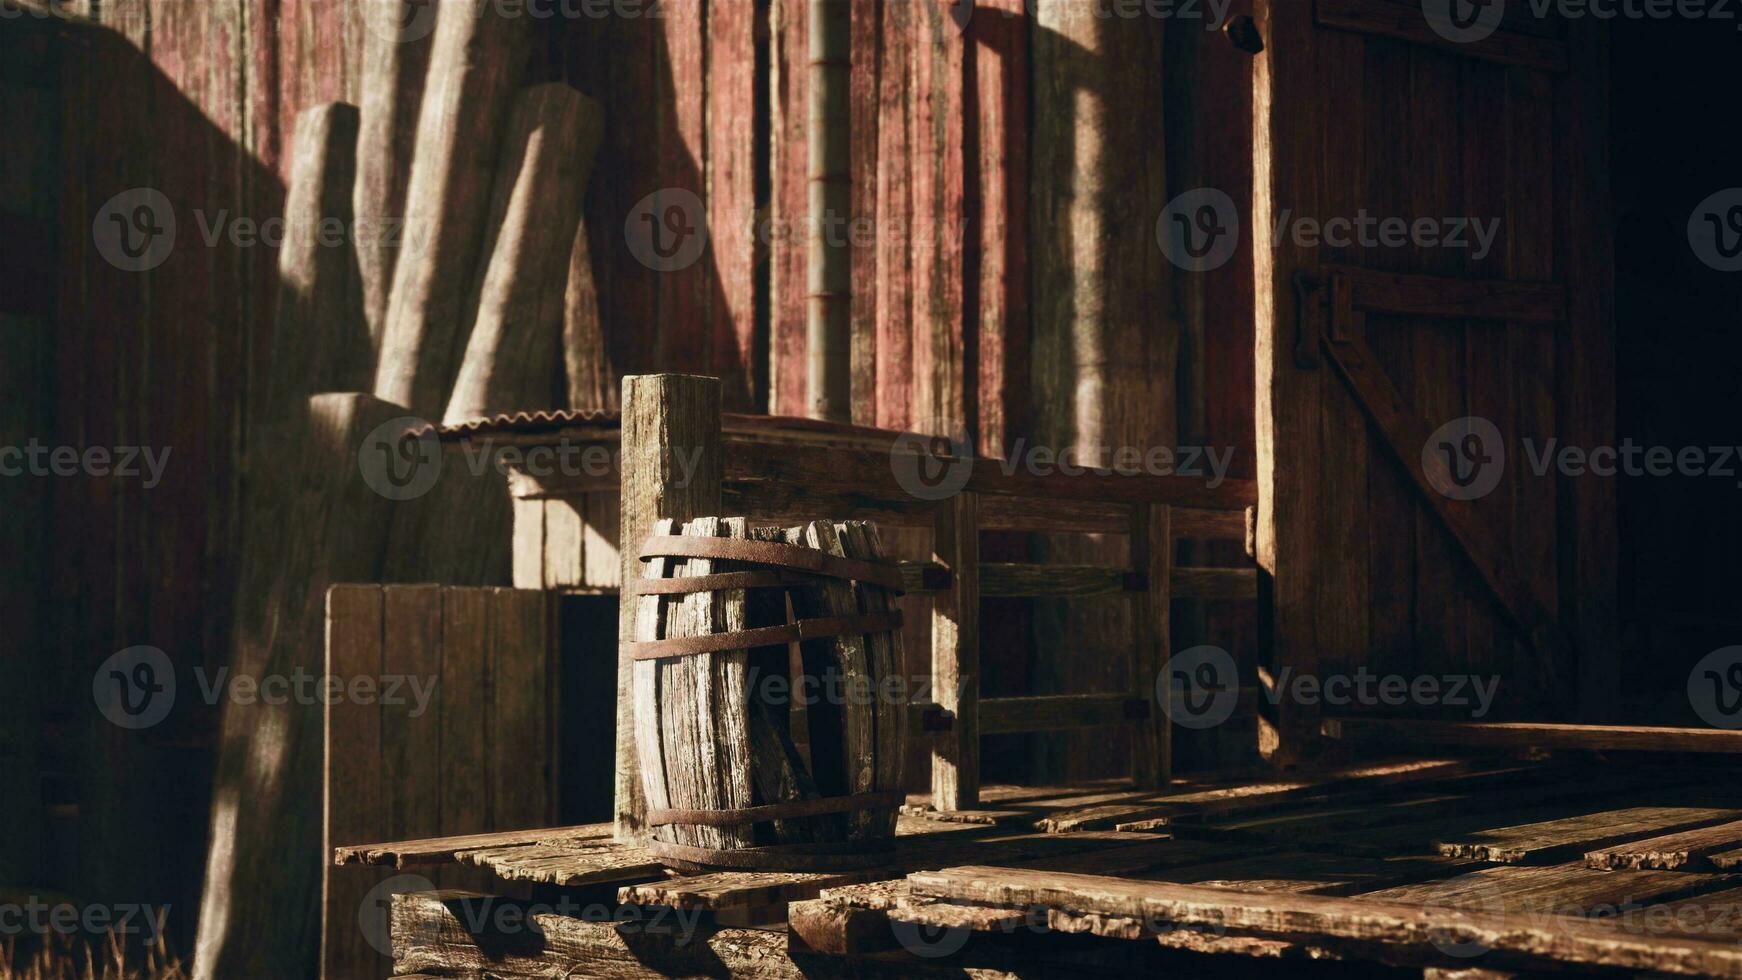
[
  {"x1": 1586, "y1": 820, "x2": 1742, "y2": 871},
  {"x1": 1364, "y1": 862, "x2": 1738, "y2": 915},
  {"x1": 197, "y1": 394, "x2": 405, "y2": 980},
  {"x1": 396, "y1": 890, "x2": 1169, "y2": 978},
  {"x1": 905, "y1": 866, "x2": 1742, "y2": 976},
  {"x1": 372, "y1": 0, "x2": 532, "y2": 416},
  {"x1": 1437, "y1": 807, "x2": 1742, "y2": 865},
  {"x1": 932, "y1": 493, "x2": 980, "y2": 809},
  {"x1": 265, "y1": 102, "x2": 366, "y2": 417},
  {"x1": 335, "y1": 824, "x2": 612, "y2": 868},
  {"x1": 354, "y1": 0, "x2": 435, "y2": 350},
  {"x1": 444, "y1": 83, "x2": 604, "y2": 422},
  {"x1": 562, "y1": 220, "x2": 615, "y2": 411},
  {"x1": 322, "y1": 585, "x2": 386, "y2": 980},
  {"x1": 1323, "y1": 718, "x2": 1742, "y2": 755},
  {"x1": 616, "y1": 376, "x2": 723, "y2": 840}
]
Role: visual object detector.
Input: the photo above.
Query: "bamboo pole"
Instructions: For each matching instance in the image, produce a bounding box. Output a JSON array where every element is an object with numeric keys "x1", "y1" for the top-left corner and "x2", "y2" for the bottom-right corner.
[{"x1": 805, "y1": 0, "x2": 852, "y2": 421}]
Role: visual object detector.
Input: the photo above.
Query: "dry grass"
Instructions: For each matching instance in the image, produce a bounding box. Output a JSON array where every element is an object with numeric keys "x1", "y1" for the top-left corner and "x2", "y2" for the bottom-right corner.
[{"x1": 1, "y1": 932, "x2": 186, "y2": 980}]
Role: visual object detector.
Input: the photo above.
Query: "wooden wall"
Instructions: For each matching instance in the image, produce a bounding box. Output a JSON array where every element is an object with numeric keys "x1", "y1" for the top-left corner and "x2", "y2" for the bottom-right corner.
[{"x1": 23, "y1": 0, "x2": 1250, "y2": 959}]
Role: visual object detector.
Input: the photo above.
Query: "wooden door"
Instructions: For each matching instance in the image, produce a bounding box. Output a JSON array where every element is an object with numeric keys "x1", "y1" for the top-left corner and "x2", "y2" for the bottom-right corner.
[{"x1": 1252, "y1": 1, "x2": 1616, "y2": 754}]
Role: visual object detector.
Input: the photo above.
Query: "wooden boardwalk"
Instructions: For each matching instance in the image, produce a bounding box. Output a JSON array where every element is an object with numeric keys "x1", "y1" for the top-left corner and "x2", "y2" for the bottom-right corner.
[{"x1": 334, "y1": 757, "x2": 1742, "y2": 977}]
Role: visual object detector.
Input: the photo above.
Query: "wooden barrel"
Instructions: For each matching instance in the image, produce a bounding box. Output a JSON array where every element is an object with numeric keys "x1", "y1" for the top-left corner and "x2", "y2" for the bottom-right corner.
[{"x1": 628, "y1": 515, "x2": 908, "y2": 872}]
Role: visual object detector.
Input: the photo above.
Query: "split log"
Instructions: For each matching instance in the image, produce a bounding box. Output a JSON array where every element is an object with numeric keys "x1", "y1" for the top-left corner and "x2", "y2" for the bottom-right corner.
[
  {"x1": 265, "y1": 102, "x2": 367, "y2": 418},
  {"x1": 194, "y1": 393, "x2": 405, "y2": 980},
  {"x1": 381, "y1": 83, "x2": 603, "y2": 586},
  {"x1": 372, "y1": 0, "x2": 533, "y2": 417},
  {"x1": 444, "y1": 82, "x2": 604, "y2": 422},
  {"x1": 354, "y1": 0, "x2": 436, "y2": 350},
  {"x1": 562, "y1": 220, "x2": 616, "y2": 410}
]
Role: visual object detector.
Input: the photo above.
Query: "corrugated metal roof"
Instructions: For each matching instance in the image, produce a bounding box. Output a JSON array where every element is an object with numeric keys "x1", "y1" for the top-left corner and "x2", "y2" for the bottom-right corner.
[{"x1": 415, "y1": 408, "x2": 621, "y2": 440}]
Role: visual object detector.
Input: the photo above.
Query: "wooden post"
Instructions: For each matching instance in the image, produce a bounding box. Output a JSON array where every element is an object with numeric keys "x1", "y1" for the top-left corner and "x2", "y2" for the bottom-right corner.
[
  {"x1": 1131, "y1": 504, "x2": 1172, "y2": 789},
  {"x1": 616, "y1": 375, "x2": 723, "y2": 841},
  {"x1": 932, "y1": 492, "x2": 980, "y2": 810},
  {"x1": 353, "y1": 0, "x2": 435, "y2": 352},
  {"x1": 372, "y1": 0, "x2": 532, "y2": 417},
  {"x1": 266, "y1": 103, "x2": 367, "y2": 413},
  {"x1": 444, "y1": 83, "x2": 604, "y2": 423}
]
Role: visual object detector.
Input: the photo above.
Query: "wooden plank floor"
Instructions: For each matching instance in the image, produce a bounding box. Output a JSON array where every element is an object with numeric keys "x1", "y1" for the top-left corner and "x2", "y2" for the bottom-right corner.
[{"x1": 336, "y1": 758, "x2": 1742, "y2": 977}]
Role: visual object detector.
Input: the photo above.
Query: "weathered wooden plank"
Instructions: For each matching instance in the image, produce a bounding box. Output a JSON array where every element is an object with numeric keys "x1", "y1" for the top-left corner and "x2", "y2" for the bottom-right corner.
[
  {"x1": 265, "y1": 102, "x2": 365, "y2": 418},
  {"x1": 323, "y1": 585, "x2": 385, "y2": 980},
  {"x1": 617, "y1": 375, "x2": 723, "y2": 840},
  {"x1": 1364, "y1": 862, "x2": 1739, "y2": 916},
  {"x1": 490, "y1": 589, "x2": 552, "y2": 830},
  {"x1": 353, "y1": 0, "x2": 433, "y2": 350},
  {"x1": 906, "y1": 866, "x2": 1742, "y2": 976},
  {"x1": 782, "y1": 520, "x2": 877, "y2": 841},
  {"x1": 932, "y1": 492, "x2": 979, "y2": 809},
  {"x1": 619, "y1": 826, "x2": 1146, "y2": 912},
  {"x1": 1438, "y1": 807, "x2": 1742, "y2": 865},
  {"x1": 335, "y1": 824, "x2": 613, "y2": 868},
  {"x1": 383, "y1": 586, "x2": 443, "y2": 845},
  {"x1": 202, "y1": 392, "x2": 404, "y2": 979},
  {"x1": 372, "y1": 0, "x2": 531, "y2": 416},
  {"x1": 444, "y1": 83, "x2": 603, "y2": 423},
  {"x1": 1323, "y1": 718, "x2": 1742, "y2": 755},
  {"x1": 656, "y1": 518, "x2": 755, "y2": 851},
  {"x1": 841, "y1": 521, "x2": 905, "y2": 840},
  {"x1": 1131, "y1": 504, "x2": 1170, "y2": 788},
  {"x1": 455, "y1": 842, "x2": 665, "y2": 889},
  {"x1": 1585, "y1": 820, "x2": 1742, "y2": 871},
  {"x1": 438, "y1": 589, "x2": 490, "y2": 839}
]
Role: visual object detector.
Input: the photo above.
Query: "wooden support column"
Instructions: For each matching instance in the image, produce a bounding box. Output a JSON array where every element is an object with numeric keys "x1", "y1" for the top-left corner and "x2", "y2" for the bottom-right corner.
[
  {"x1": 616, "y1": 375, "x2": 723, "y2": 841},
  {"x1": 932, "y1": 492, "x2": 980, "y2": 810},
  {"x1": 1131, "y1": 503, "x2": 1172, "y2": 789}
]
